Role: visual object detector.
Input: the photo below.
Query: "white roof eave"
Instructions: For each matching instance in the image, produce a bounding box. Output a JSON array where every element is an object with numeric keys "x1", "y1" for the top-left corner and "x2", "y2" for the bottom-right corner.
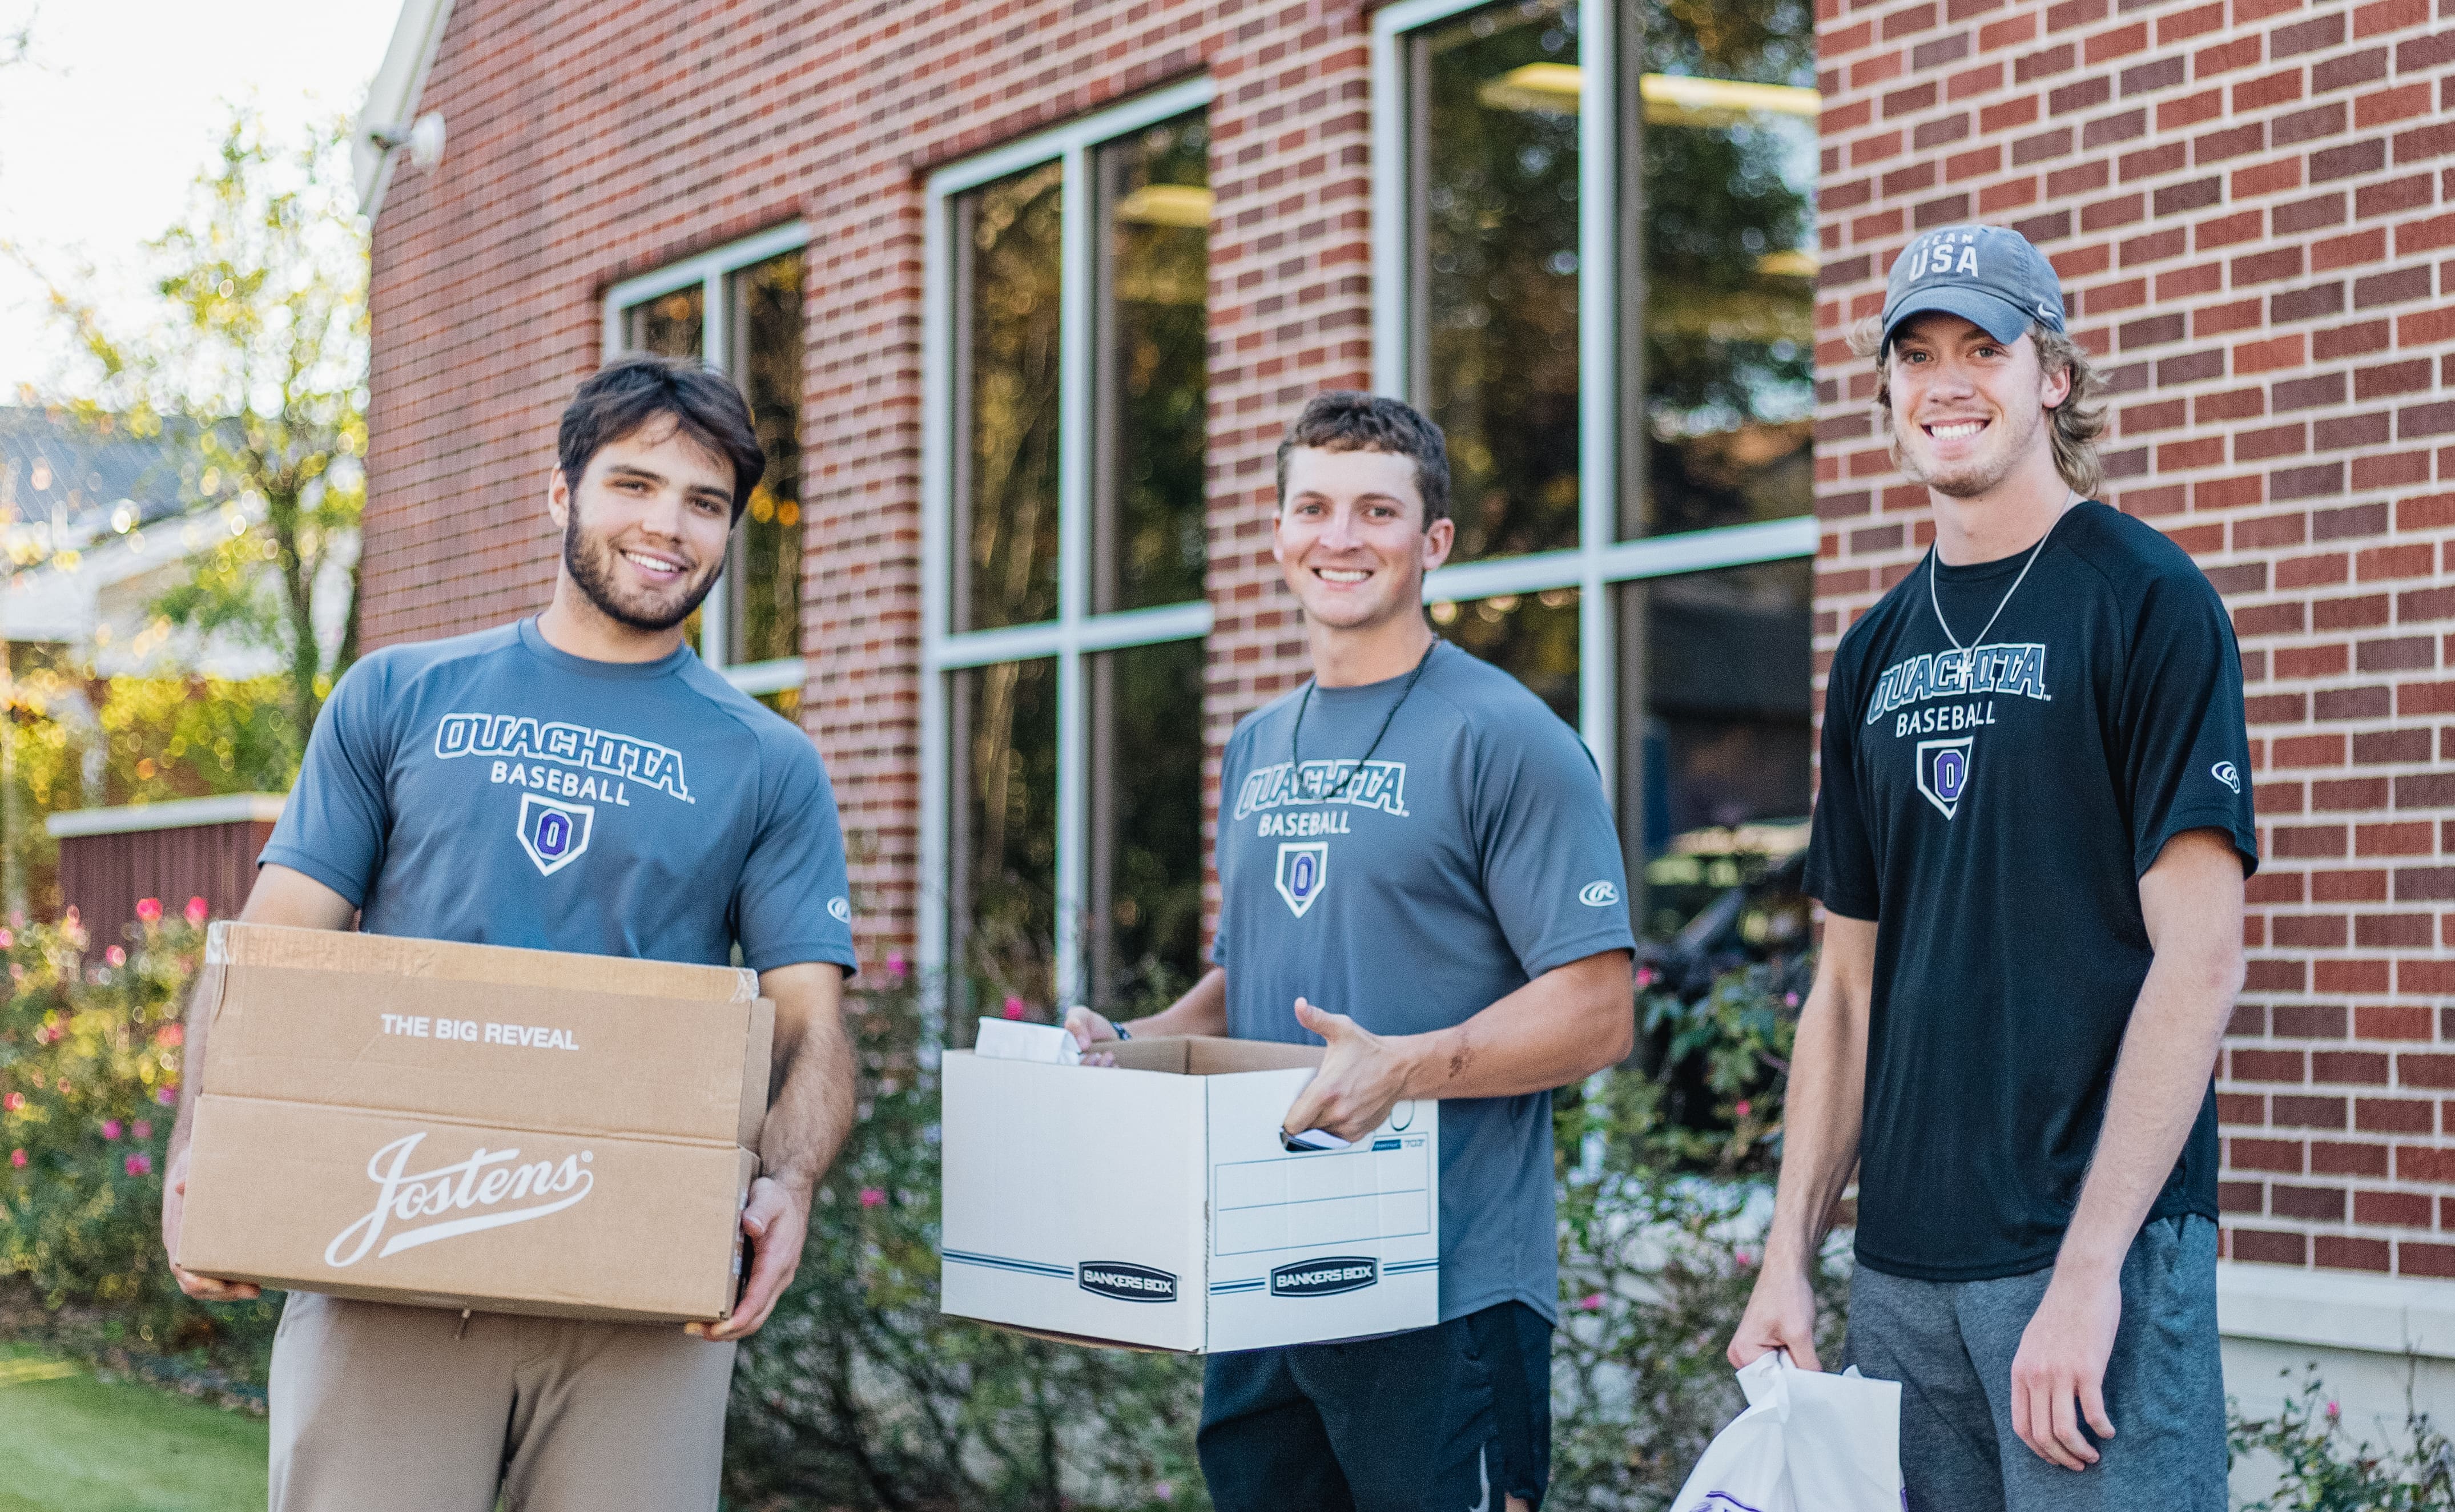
[{"x1": 354, "y1": 0, "x2": 456, "y2": 218}]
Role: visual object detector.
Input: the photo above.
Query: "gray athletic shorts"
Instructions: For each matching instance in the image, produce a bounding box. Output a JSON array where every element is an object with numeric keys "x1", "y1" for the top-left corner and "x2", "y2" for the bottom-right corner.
[
  {"x1": 1844, "y1": 1213, "x2": 2224, "y2": 1512},
  {"x1": 267, "y1": 1291, "x2": 736, "y2": 1511}
]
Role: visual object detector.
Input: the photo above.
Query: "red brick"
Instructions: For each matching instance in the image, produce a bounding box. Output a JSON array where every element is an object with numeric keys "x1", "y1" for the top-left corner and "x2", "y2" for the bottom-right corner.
[{"x1": 2314, "y1": 1236, "x2": 2394, "y2": 1272}]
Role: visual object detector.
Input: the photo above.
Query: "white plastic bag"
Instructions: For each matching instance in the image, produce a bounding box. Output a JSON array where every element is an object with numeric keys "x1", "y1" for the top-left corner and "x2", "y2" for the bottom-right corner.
[{"x1": 1668, "y1": 1350, "x2": 1905, "y2": 1512}]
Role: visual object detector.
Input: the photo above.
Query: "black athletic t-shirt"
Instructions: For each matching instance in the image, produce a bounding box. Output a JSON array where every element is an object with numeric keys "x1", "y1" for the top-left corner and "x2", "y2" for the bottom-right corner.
[{"x1": 1805, "y1": 502, "x2": 2258, "y2": 1281}]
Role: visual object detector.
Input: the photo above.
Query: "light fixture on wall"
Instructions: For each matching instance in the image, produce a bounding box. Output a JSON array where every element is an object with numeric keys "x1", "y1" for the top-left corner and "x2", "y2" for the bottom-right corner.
[{"x1": 365, "y1": 111, "x2": 447, "y2": 171}]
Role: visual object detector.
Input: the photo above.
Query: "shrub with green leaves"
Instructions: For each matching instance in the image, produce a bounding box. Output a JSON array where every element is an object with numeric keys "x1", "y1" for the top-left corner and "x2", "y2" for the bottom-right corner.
[
  {"x1": 0, "y1": 903, "x2": 279, "y2": 1360},
  {"x1": 2231, "y1": 1368, "x2": 2455, "y2": 1511}
]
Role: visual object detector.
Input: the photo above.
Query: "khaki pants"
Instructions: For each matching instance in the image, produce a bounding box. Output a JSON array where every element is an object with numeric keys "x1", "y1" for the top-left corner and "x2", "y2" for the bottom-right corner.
[{"x1": 268, "y1": 1291, "x2": 736, "y2": 1512}]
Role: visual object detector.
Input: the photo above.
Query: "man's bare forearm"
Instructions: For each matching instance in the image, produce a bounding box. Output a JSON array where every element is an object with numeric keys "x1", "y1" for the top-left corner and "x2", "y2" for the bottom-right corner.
[
  {"x1": 1121, "y1": 965, "x2": 1230, "y2": 1039},
  {"x1": 1762, "y1": 916, "x2": 1876, "y2": 1277},
  {"x1": 1389, "y1": 949, "x2": 1635, "y2": 1102},
  {"x1": 756, "y1": 963, "x2": 855, "y2": 1197},
  {"x1": 2056, "y1": 830, "x2": 2244, "y2": 1278}
]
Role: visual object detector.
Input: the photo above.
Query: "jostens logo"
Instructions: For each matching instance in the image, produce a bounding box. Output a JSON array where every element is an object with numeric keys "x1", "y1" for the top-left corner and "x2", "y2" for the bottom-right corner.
[
  {"x1": 1915, "y1": 737, "x2": 1974, "y2": 820},
  {"x1": 516, "y1": 794, "x2": 595, "y2": 876},
  {"x1": 1274, "y1": 841, "x2": 1329, "y2": 918},
  {"x1": 325, "y1": 1131, "x2": 594, "y2": 1267},
  {"x1": 1077, "y1": 1261, "x2": 1178, "y2": 1303},
  {"x1": 1269, "y1": 1256, "x2": 1379, "y2": 1297}
]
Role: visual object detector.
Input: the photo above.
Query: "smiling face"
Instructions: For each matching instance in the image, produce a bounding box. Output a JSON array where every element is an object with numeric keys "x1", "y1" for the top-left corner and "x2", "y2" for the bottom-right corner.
[
  {"x1": 1884, "y1": 312, "x2": 2071, "y2": 499},
  {"x1": 549, "y1": 420, "x2": 736, "y2": 634},
  {"x1": 1271, "y1": 446, "x2": 1455, "y2": 635}
]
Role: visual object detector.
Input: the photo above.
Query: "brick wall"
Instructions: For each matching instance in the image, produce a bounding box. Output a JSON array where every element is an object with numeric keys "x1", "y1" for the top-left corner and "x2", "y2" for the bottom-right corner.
[
  {"x1": 1814, "y1": 0, "x2": 2455, "y2": 1278},
  {"x1": 362, "y1": 0, "x2": 1372, "y2": 959}
]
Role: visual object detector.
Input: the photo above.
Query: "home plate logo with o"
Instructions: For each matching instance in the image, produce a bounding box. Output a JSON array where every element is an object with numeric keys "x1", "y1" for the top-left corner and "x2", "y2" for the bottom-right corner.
[
  {"x1": 1274, "y1": 842, "x2": 1328, "y2": 918},
  {"x1": 517, "y1": 795, "x2": 595, "y2": 877},
  {"x1": 1915, "y1": 737, "x2": 1974, "y2": 820}
]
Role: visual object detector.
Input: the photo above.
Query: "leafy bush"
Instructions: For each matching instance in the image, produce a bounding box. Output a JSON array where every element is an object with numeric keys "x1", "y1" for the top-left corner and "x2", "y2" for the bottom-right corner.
[
  {"x1": 0, "y1": 904, "x2": 279, "y2": 1365},
  {"x1": 726, "y1": 959, "x2": 1208, "y2": 1512},
  {"x1": 729, "y1": 954, "x2": 1832, "y2": 1511},
  {"x1": 2231, "y1": 1368, "x2": 2455, "y2": 1511}
]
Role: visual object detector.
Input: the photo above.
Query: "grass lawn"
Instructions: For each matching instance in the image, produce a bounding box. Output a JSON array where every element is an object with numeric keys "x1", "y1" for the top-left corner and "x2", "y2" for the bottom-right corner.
[{"x1": 0, "y1": 1344, "x2": 267, "y2": 1512}]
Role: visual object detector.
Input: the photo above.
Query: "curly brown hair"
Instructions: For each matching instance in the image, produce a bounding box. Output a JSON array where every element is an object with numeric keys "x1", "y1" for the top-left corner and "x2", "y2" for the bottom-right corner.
[{"x1": 1850, "y1": 316, "x2": 2107, "y2": 497}]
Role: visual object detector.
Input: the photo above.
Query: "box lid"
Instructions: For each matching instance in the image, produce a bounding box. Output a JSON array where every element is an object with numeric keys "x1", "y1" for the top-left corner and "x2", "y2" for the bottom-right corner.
[{"x1": 198, "y1": 922, "x2": 770, "y2": 1147}]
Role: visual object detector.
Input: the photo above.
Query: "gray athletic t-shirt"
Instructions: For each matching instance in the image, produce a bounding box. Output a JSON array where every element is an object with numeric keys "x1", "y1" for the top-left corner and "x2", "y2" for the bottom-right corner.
[
  {"x1": 262, "y1": 618, "x2": 856, "y2": 974},
  {"x1": 1212, "y1": 640, "x2": 1635, "y2": 1325}
]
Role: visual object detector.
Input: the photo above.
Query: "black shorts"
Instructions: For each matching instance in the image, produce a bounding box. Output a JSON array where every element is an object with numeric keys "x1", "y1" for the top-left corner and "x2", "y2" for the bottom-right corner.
[{"x1": 1196, "y1": 1302, "x2": 1553, "y2": 1512}]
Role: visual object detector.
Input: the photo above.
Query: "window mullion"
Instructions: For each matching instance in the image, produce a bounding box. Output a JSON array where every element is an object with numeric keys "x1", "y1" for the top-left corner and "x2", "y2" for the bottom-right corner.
[
  {"x1": 1053, "y1": 141, "x2": 1096, "y2": 1010},
  {"x1": 1577, "y1": 0, "x2": 1620, "y2": 785},
  {"x1": 700, "y1": 269, "x2": 732, "y2": 670}
]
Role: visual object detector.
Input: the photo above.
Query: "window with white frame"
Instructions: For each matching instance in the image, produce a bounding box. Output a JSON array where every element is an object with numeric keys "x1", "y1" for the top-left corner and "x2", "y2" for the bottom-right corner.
[
  {"x1": 922, "y1": 83, "x2": 1215, "y2": 1027},
  {"x1": 604, "y1": 225, "x2": 809, "y2": 714},
  {"x1": 1373, "y1": 0, "x2": 1820, "y2": 963}
]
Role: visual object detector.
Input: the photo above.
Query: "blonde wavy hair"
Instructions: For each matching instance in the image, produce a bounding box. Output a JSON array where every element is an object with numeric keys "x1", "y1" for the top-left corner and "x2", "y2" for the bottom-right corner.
[{"x1": 1849, "y1": 315, "x2": 2107, "y2": 497}]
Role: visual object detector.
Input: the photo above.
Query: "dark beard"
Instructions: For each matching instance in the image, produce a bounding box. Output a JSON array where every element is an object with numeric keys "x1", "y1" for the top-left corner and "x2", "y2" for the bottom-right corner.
[{"x1": 562, "y1": 510, "x2": 723, "y2": 633}]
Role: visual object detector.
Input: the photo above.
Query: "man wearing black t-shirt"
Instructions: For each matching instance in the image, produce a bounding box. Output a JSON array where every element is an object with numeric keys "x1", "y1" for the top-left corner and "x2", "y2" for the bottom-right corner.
[{"x1": 1728, "y1": 225, "x2": 2256, "y2": 1510}]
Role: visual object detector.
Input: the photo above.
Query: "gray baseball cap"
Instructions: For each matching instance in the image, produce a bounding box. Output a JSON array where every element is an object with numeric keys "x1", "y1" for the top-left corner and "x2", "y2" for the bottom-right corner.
[{"x1": 1880, "y1": 224, "x2": 2066, "y2": 352}]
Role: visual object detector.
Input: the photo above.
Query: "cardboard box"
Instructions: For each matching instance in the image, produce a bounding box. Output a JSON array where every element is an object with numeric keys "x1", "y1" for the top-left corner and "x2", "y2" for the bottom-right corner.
[
  {"x1": 178, "y1": 922, "x2": 772, "y2": 1324},
  {"x1": 940, "y1": 1035, "x2": 1439, "y2": 1353}
]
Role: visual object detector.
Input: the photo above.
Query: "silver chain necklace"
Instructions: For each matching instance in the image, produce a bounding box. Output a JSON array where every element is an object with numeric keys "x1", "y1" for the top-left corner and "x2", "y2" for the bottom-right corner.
[
  {"x1": 1927, "y1": 493, "x2": 2075, "y2": 678},
  {"x1": 1289, "y1": 638, "x2": 1438, "y2": 803}
]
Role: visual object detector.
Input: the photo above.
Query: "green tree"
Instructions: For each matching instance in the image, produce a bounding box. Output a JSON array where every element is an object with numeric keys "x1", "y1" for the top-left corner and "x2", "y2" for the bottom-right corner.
[{"x1": 19, "y1": 106, "x2": 369, "y2": 747}]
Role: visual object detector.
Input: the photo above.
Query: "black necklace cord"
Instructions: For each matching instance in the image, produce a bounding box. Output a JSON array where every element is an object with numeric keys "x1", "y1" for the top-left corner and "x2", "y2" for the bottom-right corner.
[{"x1": 1288, "y1": 637, "x2": 1440, "y2": 805}]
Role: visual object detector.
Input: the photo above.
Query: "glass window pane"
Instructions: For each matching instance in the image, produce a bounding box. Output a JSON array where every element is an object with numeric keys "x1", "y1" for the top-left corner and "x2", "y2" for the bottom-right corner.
[
  {"x1": 1094, "y1": 113, "x2": 1210, "y2": 614},
  {"x1": 1428, "y1": 587, "x2": 1581, "y2": 727},
  {"x1": 1616, "y1": 559, "x2": 1812, "y2": 963},
  {"x1": 948, "y1": 659, "x2": 1058, "y2": 1035},
  {"x1": 729, "y1": 251, "x2": 805, "y2": 664},
  {"x1": 953, "y1": 162, "x2": 1065, "y2": 632},
  {"x1": 623, "y1": 285, "x2": 704, "y2": 359},
  {"x1": 1628, "y1": 3, "x2": 1818, "y2": 538},
  {"x1": 1418, "y1": 0, "x2": 1581, "y2": 563},
  {"x1": 1086, "y1": 638, "x2": 1205, "y2": 1010}
]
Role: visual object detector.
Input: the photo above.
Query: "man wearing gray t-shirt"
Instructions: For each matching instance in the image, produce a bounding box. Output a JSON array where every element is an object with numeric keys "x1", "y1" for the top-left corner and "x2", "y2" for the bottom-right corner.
[
  {"x1": 160, "y1": 357, "x2": 860, "y2": 1512},
  {"x1": 1067, "y1": 393, "x2": 1635, "y2": 1512}
]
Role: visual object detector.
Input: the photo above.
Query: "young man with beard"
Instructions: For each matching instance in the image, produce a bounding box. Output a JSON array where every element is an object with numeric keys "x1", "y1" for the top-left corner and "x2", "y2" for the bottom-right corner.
[
  {"x1": 1066, "y1": 392, "x2": 1636, "y2": 1512},
  {"x1": 159, "y1": 356, "x2": 859, "y2": 1512},
  {"x1": 1727, "y1": 225, "x2": 2256, "y2": 1510}
]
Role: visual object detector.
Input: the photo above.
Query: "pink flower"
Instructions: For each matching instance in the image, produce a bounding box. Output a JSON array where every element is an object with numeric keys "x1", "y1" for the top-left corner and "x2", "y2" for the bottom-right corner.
[
  {"x1": 886, "y1": 951, "x2": 908, "y2": 981},
  {"x1": 1736, "y1": 1248, "x2": 1758, "y2": 1268},
  {"x1": 101, "y1": 1119, "x2": 122, "y2": 1141},
  {"x1": 184, "y1": 897, "x2": 209, "y2": 925},
  {"x1": 1001, "y1": 995, "x2": 1026, "y2": 1020},
  {"x1": 156, "y1": 1024, "x2": 184, "y2": 1047},
  {"x1": 1735, "y1": 1100, "x2": 1752, "y2": 1118},
  {"x1": 124, "y1": 1152, "x2": 151, "y2": 1176},
  {"x1": 2, "y1": 1092, "x2": 21, "y2": 1111},
  {"x1": 157, "y1": 1086, "x2": 179, "y2": 1106},
  {"x1": 2326, "y1": 1400, "x2": 2340, "y2": 1421},
  {"x1": 7, "y1": 1150, "x2": 22, "y2": 1168},
  {"x1": 105, "y1": 945, "x2": 126, "y2": 967},
  {"x1": 858, "y1": 1187, "x2": 886, "y2": 1208},
  {"x1": 1635, "y1": 967, "x2": 1655, "y2": 988},
  {"x1": 1784, "y1": 992, "x2": 1800, "y2": 1009},
  {"x1": 135, "y1": 897, "x2": 162, "y2": 924},
  {"x1": 1579, "y1": 1292, "x2": 1605, "y2": 1312},
  {"x1": 0, "y1": 927, "x2": 12, "y2": 948},
  {"x1": 132, "y1": 1120, "x2": 151, "y2": 1140}
]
